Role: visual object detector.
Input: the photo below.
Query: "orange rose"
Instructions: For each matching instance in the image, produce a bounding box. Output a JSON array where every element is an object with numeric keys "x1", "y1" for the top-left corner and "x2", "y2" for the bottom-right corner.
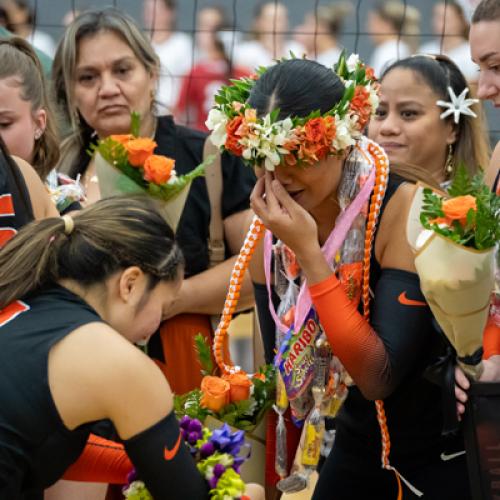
[
  {"x1": 143, "y1": 155, "x2": 175, "y2": 185},
  {"x1": 110, "y1": 134, "x2": 134, "y2": 145},
  {"x1": 252, "y1": 373, "x2": 266, "y2": 382},
  {"x1": 123, "y1": 138, "x2": 157, "y2": 167},
  {"x1": 350, "y1": 86, "x2": 372, "y2": 129},
  {"x1": 304, "y1": 117, "x2": 327, "y2": 144},
  {"x1": 200, "y1": 376, "x2": 230, "y2": 412},
  {"x1": 223, "y1": 372, "x2": 252, "y2": 403},
  {"x1": 365, "y1": 65, "x2": 376, "y2": 81},
  {"x1": 442, "y1": 195, "x2": 477, "y2": 226},
  {"x1": 225, "y1": 115, "x2": 244, "y2": 156}
]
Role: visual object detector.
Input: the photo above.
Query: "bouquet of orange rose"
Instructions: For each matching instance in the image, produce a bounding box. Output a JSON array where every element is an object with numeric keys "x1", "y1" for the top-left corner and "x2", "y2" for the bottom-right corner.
[
  {"x1": 174, "y1": 335, "x2": 275, "y2": 484},
  {"x1": 175, "y1": 335, "x2": 275, "y2": 432},
  {"x1": 92, "y1": 112, "x2": 211, "y2": 230},
  {"x1": 407, "y1": 165, "x2": 500, "y2": 379}
]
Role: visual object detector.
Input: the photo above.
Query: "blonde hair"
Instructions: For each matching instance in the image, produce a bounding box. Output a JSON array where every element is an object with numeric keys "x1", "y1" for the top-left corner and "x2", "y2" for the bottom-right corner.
[
  {"x1": 0, "y1": 36, "x2": 59, "y2": 181},
  {"x1": 375, "y1": 1, "x2": 421, "y2": 52},
  {"x1": 52, "y1": 8, "x2": 160, "y2": 178}
]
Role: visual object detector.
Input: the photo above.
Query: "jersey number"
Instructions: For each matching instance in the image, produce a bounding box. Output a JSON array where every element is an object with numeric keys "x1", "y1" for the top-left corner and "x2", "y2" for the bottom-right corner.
[
  {"x1": 0, "y1": 300, "x2": 30, "y2": 327},
  {"x1": 0, "y1": 194, "x2": 17, "y2": 247}
]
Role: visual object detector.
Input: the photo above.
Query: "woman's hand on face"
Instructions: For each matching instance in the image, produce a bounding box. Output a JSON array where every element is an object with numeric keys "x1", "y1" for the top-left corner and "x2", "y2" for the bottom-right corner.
[{"x1": 250, "y1": 172, "x2": 320, "y2": 259}]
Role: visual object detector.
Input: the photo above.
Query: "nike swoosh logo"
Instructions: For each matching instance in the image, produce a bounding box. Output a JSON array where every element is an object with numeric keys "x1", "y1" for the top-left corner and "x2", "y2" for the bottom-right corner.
[
  {"x1": 163, "y1": 433, "x2": 182, "y2": 461},
  {"x1": 398, "y1": 291, "x2": 427, "y2": 307},
  {"x1": 440, "y1": 450, "x2": 465, "y2": 461}
]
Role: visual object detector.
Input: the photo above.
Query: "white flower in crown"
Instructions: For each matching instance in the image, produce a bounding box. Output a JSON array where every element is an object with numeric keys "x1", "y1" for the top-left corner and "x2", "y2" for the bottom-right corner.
[
  {"x1": 346, "y1": 53, "x2": 360, "y2": 72},
  {"x1": 332, "y1": 114, "x2": 358, "y2": 151},
  {"x1": 367, "y1": 83, "x2": 380, "y2": 113},
  {"x1": 238, "y1": 115, "x2": 289, "y2": 170},
  {"x1": 436, "y1": 86, "x2": 479, "y2": 124},
  {"x1": 206, "y1": 108, "x2": 228, "y2": 147}
]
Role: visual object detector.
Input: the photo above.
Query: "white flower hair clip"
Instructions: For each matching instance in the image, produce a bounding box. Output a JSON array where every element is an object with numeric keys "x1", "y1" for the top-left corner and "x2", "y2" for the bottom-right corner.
[{"x1": 436, "y1": 86, "x2": 479, "y2": 124}]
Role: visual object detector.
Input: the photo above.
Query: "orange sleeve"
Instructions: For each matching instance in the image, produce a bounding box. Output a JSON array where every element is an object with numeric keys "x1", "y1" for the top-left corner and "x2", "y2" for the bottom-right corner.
[
  {"x1": 309, "y1": 270, "x2": 435, "y2": 401},
  {"x1": 309, "y1": 273, "x2": 388, "y2": 400},
  {"x1": 63, "y1": 434, "x2": 133, "y2": 484},
  {"x1": 483, "y1": 316, "x2": 500, "y2": 359}
]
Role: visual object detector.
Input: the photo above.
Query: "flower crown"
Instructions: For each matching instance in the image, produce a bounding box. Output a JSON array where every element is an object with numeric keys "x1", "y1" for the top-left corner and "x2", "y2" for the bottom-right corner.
[{"x1": 206, "y1": 53, "x2": 380, "y2": 170}]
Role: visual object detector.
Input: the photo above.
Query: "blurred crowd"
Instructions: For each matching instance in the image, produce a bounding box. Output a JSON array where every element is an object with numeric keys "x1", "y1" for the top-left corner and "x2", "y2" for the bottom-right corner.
[{"x1": 0, "y1": 0, "x2": 483, "y2": 132}]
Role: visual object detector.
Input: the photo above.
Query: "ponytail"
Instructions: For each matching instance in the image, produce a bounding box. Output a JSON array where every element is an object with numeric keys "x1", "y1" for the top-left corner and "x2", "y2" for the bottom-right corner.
[{"x1": 0, "y1": 196, "x2": 183, "y2": 308}]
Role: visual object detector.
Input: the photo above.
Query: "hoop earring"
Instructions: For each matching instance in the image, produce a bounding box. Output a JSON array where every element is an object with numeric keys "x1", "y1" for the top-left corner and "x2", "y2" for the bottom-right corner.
[{"x1": 444, "y1": 144, "x2": 454, "y2": 177}]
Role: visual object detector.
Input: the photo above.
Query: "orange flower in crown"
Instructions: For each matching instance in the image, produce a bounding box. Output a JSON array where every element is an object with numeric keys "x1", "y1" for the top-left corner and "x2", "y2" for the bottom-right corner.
[
  {"x1": 350, "y1": 86, "x2": 372, "y2": 130},
  {"x1": 206, "y1": 51, "x2": 380, "y2": 170},
  {"x1": 225, "y1": 115, "x2": 245, "y2": 156}
]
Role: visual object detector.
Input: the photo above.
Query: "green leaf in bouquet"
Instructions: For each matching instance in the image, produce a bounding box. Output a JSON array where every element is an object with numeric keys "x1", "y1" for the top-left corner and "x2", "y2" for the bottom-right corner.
[
  {"x1": 420, "y1": 188, "x2": 445, "y2": 228},
  {"x1": 474, "y1": 189, "x2": 500, "y2": 249},
  {"x1": 194, "y1": 333, "x2": 214, "y2": 376},
  {"x1": 130, "y1": 111, "x2": 141, "y2": 137},
  {"x1": 174, "y1": 389, "x2": 211, "y2": 421},
  {"x1": 448, "y1": 163, "x2": 474, "y2": 197},
  {"x1": 216, "y1": 397, "x2": 258, "y2": 429}
]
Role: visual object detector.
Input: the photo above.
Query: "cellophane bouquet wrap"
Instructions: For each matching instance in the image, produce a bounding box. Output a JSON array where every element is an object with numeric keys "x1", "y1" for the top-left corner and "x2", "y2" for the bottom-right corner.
[
  {"x1": 92, "y1": 112, "x2": 210, "y2": 231},
  {"x1": 407, "y1": 166, "x2": 500, "y2": 379}
]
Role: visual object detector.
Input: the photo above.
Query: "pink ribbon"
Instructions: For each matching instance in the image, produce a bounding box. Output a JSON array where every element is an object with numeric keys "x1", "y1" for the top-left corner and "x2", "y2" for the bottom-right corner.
[{"x1": 264, "y1": 167, "x2": 376, "y2": 334}]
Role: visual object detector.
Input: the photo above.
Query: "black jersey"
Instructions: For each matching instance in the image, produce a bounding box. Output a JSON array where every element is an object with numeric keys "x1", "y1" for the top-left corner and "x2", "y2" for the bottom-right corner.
[
  {"x1": 0, "y1": 149, "x2": 34, "y2": 246},
  {"x1": 0, "y1": 286, "x2": 103, "y2": 498}
]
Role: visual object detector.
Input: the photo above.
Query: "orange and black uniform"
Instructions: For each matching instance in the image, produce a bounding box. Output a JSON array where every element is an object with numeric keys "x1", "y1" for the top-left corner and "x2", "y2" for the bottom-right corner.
[
  {"x1": 255, "y1": 175, "x2": 471, "y2": 499},
  {"x1": 0, "y1": 286, "x2": 208, "y2": 499},
  {"x1": 0, "y1": 149, "x2": 33, "y2": 247}
]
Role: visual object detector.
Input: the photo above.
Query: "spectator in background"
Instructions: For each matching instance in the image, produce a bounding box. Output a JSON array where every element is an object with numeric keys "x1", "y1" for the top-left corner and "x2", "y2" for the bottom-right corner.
[
  {"x1": 294, "y1": 3, "x2": 351, "y2": 68},
  {"x1": 175, "y1": 4, "x2": 248, "y2": 131},
  {"x1": 233, "y1": 1, "x2": 304, "y2": 72},
  {"x1": 420, "y1": 1, "x2": 478, "y2": 82},
  {"x1": 0, "y1": 37, "x2": 59, "y2": 182},
  {"x1": 143, "y1": 0, "x2": 192, "y2": 115},
  {"x1": 1, "y1": 0, "x2": 56, "y2": 57},
  {"x1": 368, "y1": 1, "x2": 420, "y2": 77}
]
